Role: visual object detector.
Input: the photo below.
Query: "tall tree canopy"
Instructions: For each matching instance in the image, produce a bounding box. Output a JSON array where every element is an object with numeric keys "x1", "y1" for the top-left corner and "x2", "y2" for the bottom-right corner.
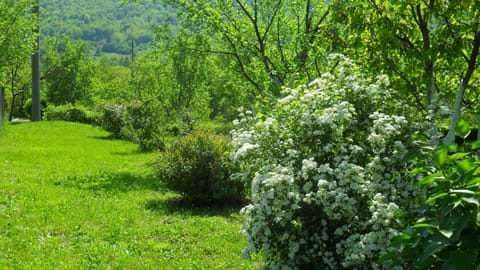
[
  {"x1": 331, "y1": 0, "x2": 480, "y2": 141},
  {"x1": 161, "y1": 0, "x2": 333, "y2": 97},
  {"x1": 43, "y1": 37, "x2": 96, "y2": 106},
  {"x1": 0, "y1": 0, "x2": 36, "y2": 77}
]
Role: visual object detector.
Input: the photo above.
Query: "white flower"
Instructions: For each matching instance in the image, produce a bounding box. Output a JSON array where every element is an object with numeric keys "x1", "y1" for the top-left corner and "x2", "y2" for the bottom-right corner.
[
  {"x1": 233, "y1": 142, "x2": 259, "y2": 161},
  {"x1": 317, "y1": 179, "x2": 329, "y2": 188},
  {"x1": 302, "y1": 158, "x2": 317, "y2": 172},
  {"x1": 278, "y1": 95, "x2": 294, "y2": 104},
  {"x1": 232, "y1": 54, "x2": 419, "y2": 269}
]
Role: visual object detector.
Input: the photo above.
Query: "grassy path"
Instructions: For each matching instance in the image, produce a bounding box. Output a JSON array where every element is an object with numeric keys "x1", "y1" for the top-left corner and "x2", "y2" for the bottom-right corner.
[{"x1": 0, "y1": 121, "x2": 255, "y2": 269}]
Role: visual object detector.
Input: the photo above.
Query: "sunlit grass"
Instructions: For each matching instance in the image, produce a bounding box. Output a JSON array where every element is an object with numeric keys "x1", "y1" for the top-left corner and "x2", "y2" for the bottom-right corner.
[{"x1": 0, "y1": 121, "x2": 256, "y2": 269}]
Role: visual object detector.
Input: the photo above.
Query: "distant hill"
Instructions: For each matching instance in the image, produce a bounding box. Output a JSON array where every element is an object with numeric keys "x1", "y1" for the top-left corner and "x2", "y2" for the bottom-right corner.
[{"x1": 41, "y1": 0, "x2": 177, "y2": 55}]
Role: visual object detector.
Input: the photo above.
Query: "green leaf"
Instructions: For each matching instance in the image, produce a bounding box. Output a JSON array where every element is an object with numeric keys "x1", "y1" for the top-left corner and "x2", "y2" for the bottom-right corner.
[
  {"x1": 456, "y1": 158, "x2": 475, "y2": 173},
  {"x1": 440, "y1": 215, "x2": 469, "y2": 239},
  {"x1": 413, "y1": 223, "x2": 438, "y2": 229},
  {"x1": 389, "y1": 233, "x2": 414, "y2": 248},
  {"x1": 454, "y1": 118, "x2": 471, "y2": 139},
  {"x1": 447, "y1": 152, "x2": 469, "y2": 163},
  {"x1": 466, "y1": 177, "x2": 480, "y2": 186},
  {"x1": 474, "y1": 165, "x2": 480, "y2": 176},
  {"x1": 477, "y1": 212, "x2": 480, "y2": 226},
  {"x1": 439, "y1": 229, "x2": 454, "y2": 239},
  {"x1": 411, "y1": 166, "x2": 433, "y2": 175},
  {"x1": 419, "y1": 234, "x2": 450, "y2": 264},
  {"x1": 425, "y1": 192, "x2": 449, "y2": 203},
  {"x1": 449, "y1": 189, "x2": 475, "y2": 195},
  {"x1": 471, "y1": 140, "x2": 480, "y2": 150},
  {"x1": 378, "y1": 252, "x2": 397, "y2": 263},
  {"x1": 418, "y1": 172, "x2": 444, "y2": 186},
  {"x1": 435, "y1": 144, "x2": 457, "y2": 167},
  {"x1": 460, "y1": 197, "x2": 479, "y2": 207},
  {"x1": 435, "y1": 145, "x2": 449, "y2": 167}
]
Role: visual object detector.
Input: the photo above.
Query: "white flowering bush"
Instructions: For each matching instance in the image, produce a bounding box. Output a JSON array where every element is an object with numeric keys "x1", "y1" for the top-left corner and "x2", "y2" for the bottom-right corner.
[{"x1": 232, "y1": 55, "x2": 422, "y2": 269}]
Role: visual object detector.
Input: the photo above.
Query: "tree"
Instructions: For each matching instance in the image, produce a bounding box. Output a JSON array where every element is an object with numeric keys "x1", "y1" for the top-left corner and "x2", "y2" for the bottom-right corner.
[
  {"x1": 167, "y1": 30, "x2": 212, "y2": 129},
  {"x1": 331, "y1": 0, "x2": 480, "y2": 142},
  {"x1": 43, "y1": 37, "x2": 96, "y2": 106},
  {"x1": 0, "y1": 0, "x2": 36, "y2": 117},
  {"x1": 0, "y1": 0, "x2": 35, "y2": 69},
  {"x1": 160, "y1": 0, "x2": 332, "y2": 97},
  {"x1": 6, "y1": 59, "x2": 31, "y2": 121},
  {"x1": 91, "y1": 59, "x2": 134, "y2": 102}
]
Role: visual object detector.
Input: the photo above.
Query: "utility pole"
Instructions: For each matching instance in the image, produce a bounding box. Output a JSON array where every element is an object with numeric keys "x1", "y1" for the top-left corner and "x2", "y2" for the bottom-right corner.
[
  {"x1": 31, "y1": 0, "x2": 41, "y2": 121},
  {"x1": 131, "y1": 37, "x2": 135, "y2": 64}
]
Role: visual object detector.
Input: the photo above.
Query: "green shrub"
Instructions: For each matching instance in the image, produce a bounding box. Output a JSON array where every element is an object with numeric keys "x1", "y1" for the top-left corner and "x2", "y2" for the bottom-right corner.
[
  {"x1": 383, "y1": 121, "x2": 480, "y2": 269},
  {"x1": 99, "y1": 102, "x2": 127, "y2": 138},
  {"x1": 44, "y1": 104, "x2": 95, "y2": 124},
  {"x1": 154, "y1": 130, "x2": 243, "y2": 205},
  {"x1": 196, "y1": 119, "x2": 234, "y2": 135},
  {"x1": 121, "y1": 99, "x2": 166, "y2": 151},
  {"x1": 163, "y1": 123, "x2": 180, "y2": 136}
]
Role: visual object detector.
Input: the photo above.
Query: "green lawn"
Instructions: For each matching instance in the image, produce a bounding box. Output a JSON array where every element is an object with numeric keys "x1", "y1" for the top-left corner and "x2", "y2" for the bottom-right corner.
[{"x1": 0, "y1": 121, "x2": 256, "y2": 269}]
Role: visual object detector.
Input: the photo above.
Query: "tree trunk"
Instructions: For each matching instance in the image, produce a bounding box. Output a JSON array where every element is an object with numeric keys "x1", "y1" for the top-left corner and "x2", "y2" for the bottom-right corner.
[
  {"x1": 444, "y1": 80, "x2": 466, "y2": 144},
  {"x1": 444, "y1": 27, "x2": 480, "y2": 144},
  {"x1": 9, "y1": 94, "x2": 16, "y2": 122}
]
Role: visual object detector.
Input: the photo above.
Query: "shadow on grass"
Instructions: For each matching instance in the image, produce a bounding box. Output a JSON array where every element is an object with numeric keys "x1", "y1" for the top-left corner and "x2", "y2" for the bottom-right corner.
[
  {"x1": 88, "y1": 135, "x2": 156, "y2": 155},
  {"x1": 88, "y1": 134, "x2": 119, "y2": 141},
  {"x1": 144, "y1": 196, "x2": 248, "y2": 218},
  {"x1": 55, "y1": 171, "x2": 162, "y2": 193}
]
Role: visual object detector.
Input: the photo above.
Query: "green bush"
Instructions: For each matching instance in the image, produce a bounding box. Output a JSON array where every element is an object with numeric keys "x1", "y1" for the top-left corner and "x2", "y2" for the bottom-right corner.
[
  {"x1": 99, "y1": 102, "x2": 127, "y2": 138},
  {"x1": 154, "y1": 130, "x2": 243, "y2": 205},
  {"x1": 383, "y1": 122, "x2": 480, "y2": 269},
  {"x1": 121, "y1": 100, "x2": 165, "y2": 151},
  {"x1": 44, "y1": 104, "x2": 95, "y2": 124}
]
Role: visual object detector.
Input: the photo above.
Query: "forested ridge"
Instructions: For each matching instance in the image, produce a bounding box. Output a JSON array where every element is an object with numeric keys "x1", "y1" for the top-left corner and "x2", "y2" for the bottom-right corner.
[{"x1": 41, "y1": 0, "x2": 176, "y2": 55}]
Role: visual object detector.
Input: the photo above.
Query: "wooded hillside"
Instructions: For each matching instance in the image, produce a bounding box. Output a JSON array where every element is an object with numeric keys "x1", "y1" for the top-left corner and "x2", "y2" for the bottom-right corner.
[{"x1": 41, "y1": 0, "x2": 177, "y2": 55}]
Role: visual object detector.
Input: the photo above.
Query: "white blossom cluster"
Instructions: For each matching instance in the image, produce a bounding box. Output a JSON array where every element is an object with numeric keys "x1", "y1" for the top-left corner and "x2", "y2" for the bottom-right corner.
[{"x1": 232, "y1": 56, "x2": 422, "y2": 269}]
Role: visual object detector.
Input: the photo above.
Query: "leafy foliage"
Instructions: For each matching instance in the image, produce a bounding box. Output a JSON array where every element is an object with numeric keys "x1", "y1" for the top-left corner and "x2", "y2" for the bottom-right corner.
[
  {"x1": 41, "y1": 0, "x2": 177, "y2": 55},
  {"x1": 44, "y1": 104, "x2": 96, "y2": 124},
  {"x1": 232, "y1": 55, "x2": 423, "y2": 269},
  {"x1": 332, "y1": 0, "x2": 480, "y2": 108},
  {"x1": 331, "y1": 0, "x2": 480, "y2": 144},
  {"x1": 0, "y1": 0, "x2": 35, "y2": 69},
  {"x1": 383, "y1": 122, "x2": 480, "y2": 269},
  {"x1": 43, "y1": 37, "x2": 96, "y2": 106},
  {"x1": 154, "y1": 130, "x2": 243, "y2": 205},
  {"x1": 99, "y1": 102, "x2": 127, "y2": 138},
  {"x1": 120, "y1": 100, "x2": 166, "y2": 151},
  {"x1": 162, "y1": 0, "x2": 333, "y2": 96},
  {"x1": 91, "y1": 62, "x2": 134, "y2": 102},
  {"x1": 0, "y1": 0, "x2": 36, "y2": 120}
]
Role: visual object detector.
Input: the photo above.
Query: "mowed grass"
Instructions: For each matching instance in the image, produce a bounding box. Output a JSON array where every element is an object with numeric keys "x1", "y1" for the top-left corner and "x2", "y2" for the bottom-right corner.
[{"x1": 0, "y1": 121, "x2": 256, "y2": 269}]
